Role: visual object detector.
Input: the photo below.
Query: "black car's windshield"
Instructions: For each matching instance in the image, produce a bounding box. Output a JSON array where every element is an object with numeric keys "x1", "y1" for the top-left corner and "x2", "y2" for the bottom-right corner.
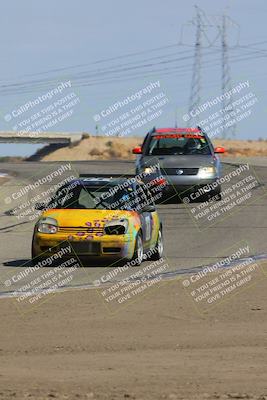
[
  {"x1": 47, "y1": 183, "x2": 136, "y2": 210},
  {"x1": 146, "y1": 134, "x2": 211, "y2": 156}
]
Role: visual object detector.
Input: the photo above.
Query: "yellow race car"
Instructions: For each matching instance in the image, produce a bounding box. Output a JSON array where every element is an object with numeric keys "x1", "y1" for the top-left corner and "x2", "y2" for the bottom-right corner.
[{"x1": 32, "y1": 175, "x2": 163, "y2": 266}]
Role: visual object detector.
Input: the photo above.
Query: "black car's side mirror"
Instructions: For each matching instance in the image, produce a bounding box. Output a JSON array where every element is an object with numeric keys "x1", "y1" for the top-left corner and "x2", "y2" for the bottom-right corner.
[{"x1": 142, "y1": 205, "x2": 156, "y2": 213}]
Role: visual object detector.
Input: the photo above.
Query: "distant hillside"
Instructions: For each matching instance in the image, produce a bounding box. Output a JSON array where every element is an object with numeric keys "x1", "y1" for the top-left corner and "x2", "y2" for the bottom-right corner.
[
  {"x1": 28, "y1": 135, "x2": 267, "y2": 161},
  {"x1": 40, "y1": 136, "x2": 141, "y2": 161}
]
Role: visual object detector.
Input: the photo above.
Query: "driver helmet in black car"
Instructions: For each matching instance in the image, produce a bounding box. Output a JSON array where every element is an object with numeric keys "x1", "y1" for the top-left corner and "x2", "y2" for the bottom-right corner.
[{"x1": 185, "y1": 138, "x2": 201, "y2": 153}]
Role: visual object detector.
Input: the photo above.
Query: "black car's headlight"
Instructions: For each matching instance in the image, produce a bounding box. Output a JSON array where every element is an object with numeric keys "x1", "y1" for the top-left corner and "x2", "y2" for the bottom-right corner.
[
  {"x1": 37, "y1": 217, "x2": 58, "y2": 234},
  {"x1": 104, "y1": 219, "x2": 128, "y2": 235},
  {"x1": 144, "y1": 167, "x2": 155, "y2": 174},
  {"x1": 198, "y1": 166, "x2": 216, "y2": 179}
]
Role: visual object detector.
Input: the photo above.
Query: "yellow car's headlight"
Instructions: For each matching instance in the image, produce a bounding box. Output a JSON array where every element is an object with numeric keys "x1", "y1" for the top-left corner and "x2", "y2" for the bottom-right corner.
[
  {"x1": 37, "y1": 217, "x2": 58, "y2": 234},
  {"x1": 104, "y1": 219, "x2": 129, "y2": 235},
  {"x1": 198, "y1": 166, "x2": 216, "y2": 179}
]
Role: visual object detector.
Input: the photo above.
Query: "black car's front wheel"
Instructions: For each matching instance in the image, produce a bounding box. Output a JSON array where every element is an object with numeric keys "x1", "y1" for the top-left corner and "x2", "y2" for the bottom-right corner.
[{"x1": 210, "y1": 185, "x2": 222, "y2": 201}]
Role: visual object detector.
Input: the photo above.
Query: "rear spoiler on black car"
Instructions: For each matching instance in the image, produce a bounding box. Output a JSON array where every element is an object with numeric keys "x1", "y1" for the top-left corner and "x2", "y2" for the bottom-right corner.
[{"x1": 150, "y1": 125, "x2": 208, "y2": 138}]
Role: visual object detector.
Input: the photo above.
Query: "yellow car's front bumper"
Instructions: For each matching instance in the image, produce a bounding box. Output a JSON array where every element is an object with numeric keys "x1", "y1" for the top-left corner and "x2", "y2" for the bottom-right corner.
[{"x1": 32, "y1": 232, "x2": 134, "y2": 260}]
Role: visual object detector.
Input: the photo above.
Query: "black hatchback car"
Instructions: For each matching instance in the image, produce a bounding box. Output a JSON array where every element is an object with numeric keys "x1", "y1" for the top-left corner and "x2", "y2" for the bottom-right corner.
[{"x1": 132, "y1": 127, "x2": 226, "y2": 200}]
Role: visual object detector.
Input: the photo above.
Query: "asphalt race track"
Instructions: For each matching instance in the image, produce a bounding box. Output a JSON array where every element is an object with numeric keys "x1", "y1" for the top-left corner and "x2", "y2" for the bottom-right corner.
[{"x1": 0, "y1": 159, "x2": 267, "y2": 298}]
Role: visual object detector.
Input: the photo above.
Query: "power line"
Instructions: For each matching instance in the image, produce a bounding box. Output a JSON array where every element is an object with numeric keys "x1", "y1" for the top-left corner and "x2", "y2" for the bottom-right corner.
[{"x1": 0, "y1": 41, "x2": 266, "y2": 96}]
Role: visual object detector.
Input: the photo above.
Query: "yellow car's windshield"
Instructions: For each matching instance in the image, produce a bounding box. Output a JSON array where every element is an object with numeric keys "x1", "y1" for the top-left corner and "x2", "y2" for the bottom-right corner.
[{"x1": 48, "y1": 184, "x2": 134, "y2": 210}]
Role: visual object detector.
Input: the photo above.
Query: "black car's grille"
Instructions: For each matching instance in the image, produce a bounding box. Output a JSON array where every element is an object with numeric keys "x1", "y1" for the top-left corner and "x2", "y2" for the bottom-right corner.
[{"x1": 162, "y1": 168, "x2": 199, "y2": 176}]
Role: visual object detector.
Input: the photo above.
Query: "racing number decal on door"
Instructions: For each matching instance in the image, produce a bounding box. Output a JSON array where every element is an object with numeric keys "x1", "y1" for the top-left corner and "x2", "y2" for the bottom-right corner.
[
  {"x1": 144, "y1": 215, "x2": 152, "y2": 241},
  {"x1": 140, "y1": 213, "x2": 152, "y2": 242}
]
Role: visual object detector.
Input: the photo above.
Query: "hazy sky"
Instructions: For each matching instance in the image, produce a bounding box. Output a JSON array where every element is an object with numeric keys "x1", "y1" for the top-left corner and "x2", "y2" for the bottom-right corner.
[{"x1": 0, "y1": 0, "x2": 266, "y2": 156}]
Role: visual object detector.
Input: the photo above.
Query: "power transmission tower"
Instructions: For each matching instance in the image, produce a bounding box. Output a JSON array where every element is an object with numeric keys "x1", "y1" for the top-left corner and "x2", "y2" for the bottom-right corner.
[
  {"x1": 185, "y1": 8, "x2": 237, "y2": 136},
  {"x1": 186, "y1": 6, "x2": 219, "y2": 127},
  {"x1": 187, "y1": 6, "x2": 202, "y2": 127},
  {"x1": 221, "y1": 15, "x2": 236, "y2": 138}
]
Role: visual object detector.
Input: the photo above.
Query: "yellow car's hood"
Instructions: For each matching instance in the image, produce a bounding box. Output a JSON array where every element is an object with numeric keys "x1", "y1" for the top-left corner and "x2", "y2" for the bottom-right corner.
[
  {"x1": 38, "y1": 209, "x2": 138, "y2": 240},
  {"x1": 41, "y1": 209, "x2": 134, "y2": 227}
]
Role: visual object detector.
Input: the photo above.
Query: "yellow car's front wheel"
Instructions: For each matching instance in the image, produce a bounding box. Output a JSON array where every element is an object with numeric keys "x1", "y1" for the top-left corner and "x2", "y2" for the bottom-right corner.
[
  {"x1": 132, "y1": 232, "x2": 143, "y2": 266},
  {"x1": 150, "y1": 228, "x2": 163, "y2": 260}
]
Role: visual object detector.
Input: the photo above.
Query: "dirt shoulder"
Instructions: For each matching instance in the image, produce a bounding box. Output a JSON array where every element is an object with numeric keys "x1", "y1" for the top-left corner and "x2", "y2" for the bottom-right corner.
[
  {"x1": 40, "y1": 136, "x2": 267, "y2": 161},
  {"x1": 0, "y1": 266, "x2": 267, "y2": 400}
]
